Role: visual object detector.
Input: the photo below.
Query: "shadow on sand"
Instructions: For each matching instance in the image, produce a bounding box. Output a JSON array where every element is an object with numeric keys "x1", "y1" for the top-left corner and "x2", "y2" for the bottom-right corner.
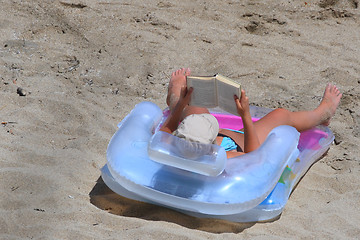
[{"x1": 89, "y1": 176, "x2": 260, "y2": 234}]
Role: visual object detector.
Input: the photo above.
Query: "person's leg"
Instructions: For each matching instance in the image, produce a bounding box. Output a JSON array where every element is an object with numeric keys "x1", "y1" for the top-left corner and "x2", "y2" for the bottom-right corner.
[
  {"x1": 253, "y1": 83, "x2": 342, "y2": 143},
  {"x1": 166, "y1": 68, "x2": 209, "y2": 120},
  {"x1": 221, "y1": 84, "x2": 342, "y2": 147},
  {"x1": 167, "y1": 68, "x2": 188, "y2": 109}
]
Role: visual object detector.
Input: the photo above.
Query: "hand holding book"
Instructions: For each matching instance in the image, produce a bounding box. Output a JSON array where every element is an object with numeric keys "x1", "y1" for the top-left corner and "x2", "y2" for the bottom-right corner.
[
  {"x1": 186, "y1": 74, "x2": 242, "y2": 115},
  {"x1": 234, "y1": 89, "x2": 250, "y2": 119}
]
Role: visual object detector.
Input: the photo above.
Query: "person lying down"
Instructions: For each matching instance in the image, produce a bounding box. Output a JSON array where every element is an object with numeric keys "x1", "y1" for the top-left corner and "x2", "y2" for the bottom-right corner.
[{"x1": 160, "y1": 68, "x2": 342, "y2": 158}]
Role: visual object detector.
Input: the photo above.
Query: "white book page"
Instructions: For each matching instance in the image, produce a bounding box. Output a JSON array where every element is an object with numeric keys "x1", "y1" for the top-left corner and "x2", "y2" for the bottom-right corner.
[
  {"x1": 216, "y1": 79, "x2": 241, "y2": 115},
  {"x1": 187, "y1": 76, "x2": 217, "y2": 108}
]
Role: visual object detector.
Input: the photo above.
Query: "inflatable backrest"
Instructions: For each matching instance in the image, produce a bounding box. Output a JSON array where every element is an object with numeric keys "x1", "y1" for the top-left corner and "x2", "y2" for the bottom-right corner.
[{"x1": 148, "y1": 131, "x2": 227, "y2": 177}]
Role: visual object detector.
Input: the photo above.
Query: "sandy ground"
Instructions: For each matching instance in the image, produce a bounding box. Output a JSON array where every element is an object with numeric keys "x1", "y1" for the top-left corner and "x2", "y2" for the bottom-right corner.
[{"x1": 1, "y1": 0, "x2": 360, "y2": 239}]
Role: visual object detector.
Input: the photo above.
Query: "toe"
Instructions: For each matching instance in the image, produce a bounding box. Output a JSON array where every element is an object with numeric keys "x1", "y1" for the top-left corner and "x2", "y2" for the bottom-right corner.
[{"x1": 180, "y1": 68, "x2": 186, "y2": 75}]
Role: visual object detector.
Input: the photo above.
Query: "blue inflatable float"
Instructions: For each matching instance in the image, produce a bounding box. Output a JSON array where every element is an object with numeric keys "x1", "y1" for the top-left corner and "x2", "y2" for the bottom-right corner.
[{"x1": 101, "y1": 101, "x2": 334, "y2": 222}]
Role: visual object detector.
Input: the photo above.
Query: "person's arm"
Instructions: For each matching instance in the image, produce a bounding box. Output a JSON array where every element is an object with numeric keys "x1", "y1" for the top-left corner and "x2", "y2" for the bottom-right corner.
[
  {"x1": 235, "y1": 89, "x2": 260, "y2": 153},
  {"x1": 226, "y1": 151, "x2": 245, "y2": 158},
  {"x1": 159, "y1": 88, "x2": 193, "y2": 134}
]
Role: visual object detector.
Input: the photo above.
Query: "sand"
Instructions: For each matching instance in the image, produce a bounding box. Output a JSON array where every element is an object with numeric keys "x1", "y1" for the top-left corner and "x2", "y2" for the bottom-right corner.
[{"x1": 1, "y1": 0, "x2": 359, "y2": 239}]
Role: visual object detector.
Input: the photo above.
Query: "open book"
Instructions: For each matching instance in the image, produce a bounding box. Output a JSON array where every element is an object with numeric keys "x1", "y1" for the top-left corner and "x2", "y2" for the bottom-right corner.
[{"x1": 186, "y1": 74, "x2": 241, "y2": 115}]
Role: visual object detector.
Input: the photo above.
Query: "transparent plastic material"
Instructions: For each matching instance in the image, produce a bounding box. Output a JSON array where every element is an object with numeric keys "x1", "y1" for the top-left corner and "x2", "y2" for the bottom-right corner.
[
  {"x1": 102, "y1": 101, "x2": 334, "y2": 222},
  {"x1": 148, "y1": 131, "x2": 227, "y2": 177},
  {"x1": 175, "y1": 126, "x2": 334, "y2": 222}
]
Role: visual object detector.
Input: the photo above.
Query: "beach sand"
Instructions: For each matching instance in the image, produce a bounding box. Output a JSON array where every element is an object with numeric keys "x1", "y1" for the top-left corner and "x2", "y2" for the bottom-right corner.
[{"x1": 1, "y1": 0, "x2": 359, "y2": 239}]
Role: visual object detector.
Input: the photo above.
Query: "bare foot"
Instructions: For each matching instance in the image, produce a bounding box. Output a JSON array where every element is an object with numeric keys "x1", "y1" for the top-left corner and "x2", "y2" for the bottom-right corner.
[
  {"x1": 318, "y1": 83, "x2": 342, "y2": 126},
  {"x1": 166, "y1": 68, "x2": 191, "y2": 110}
]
